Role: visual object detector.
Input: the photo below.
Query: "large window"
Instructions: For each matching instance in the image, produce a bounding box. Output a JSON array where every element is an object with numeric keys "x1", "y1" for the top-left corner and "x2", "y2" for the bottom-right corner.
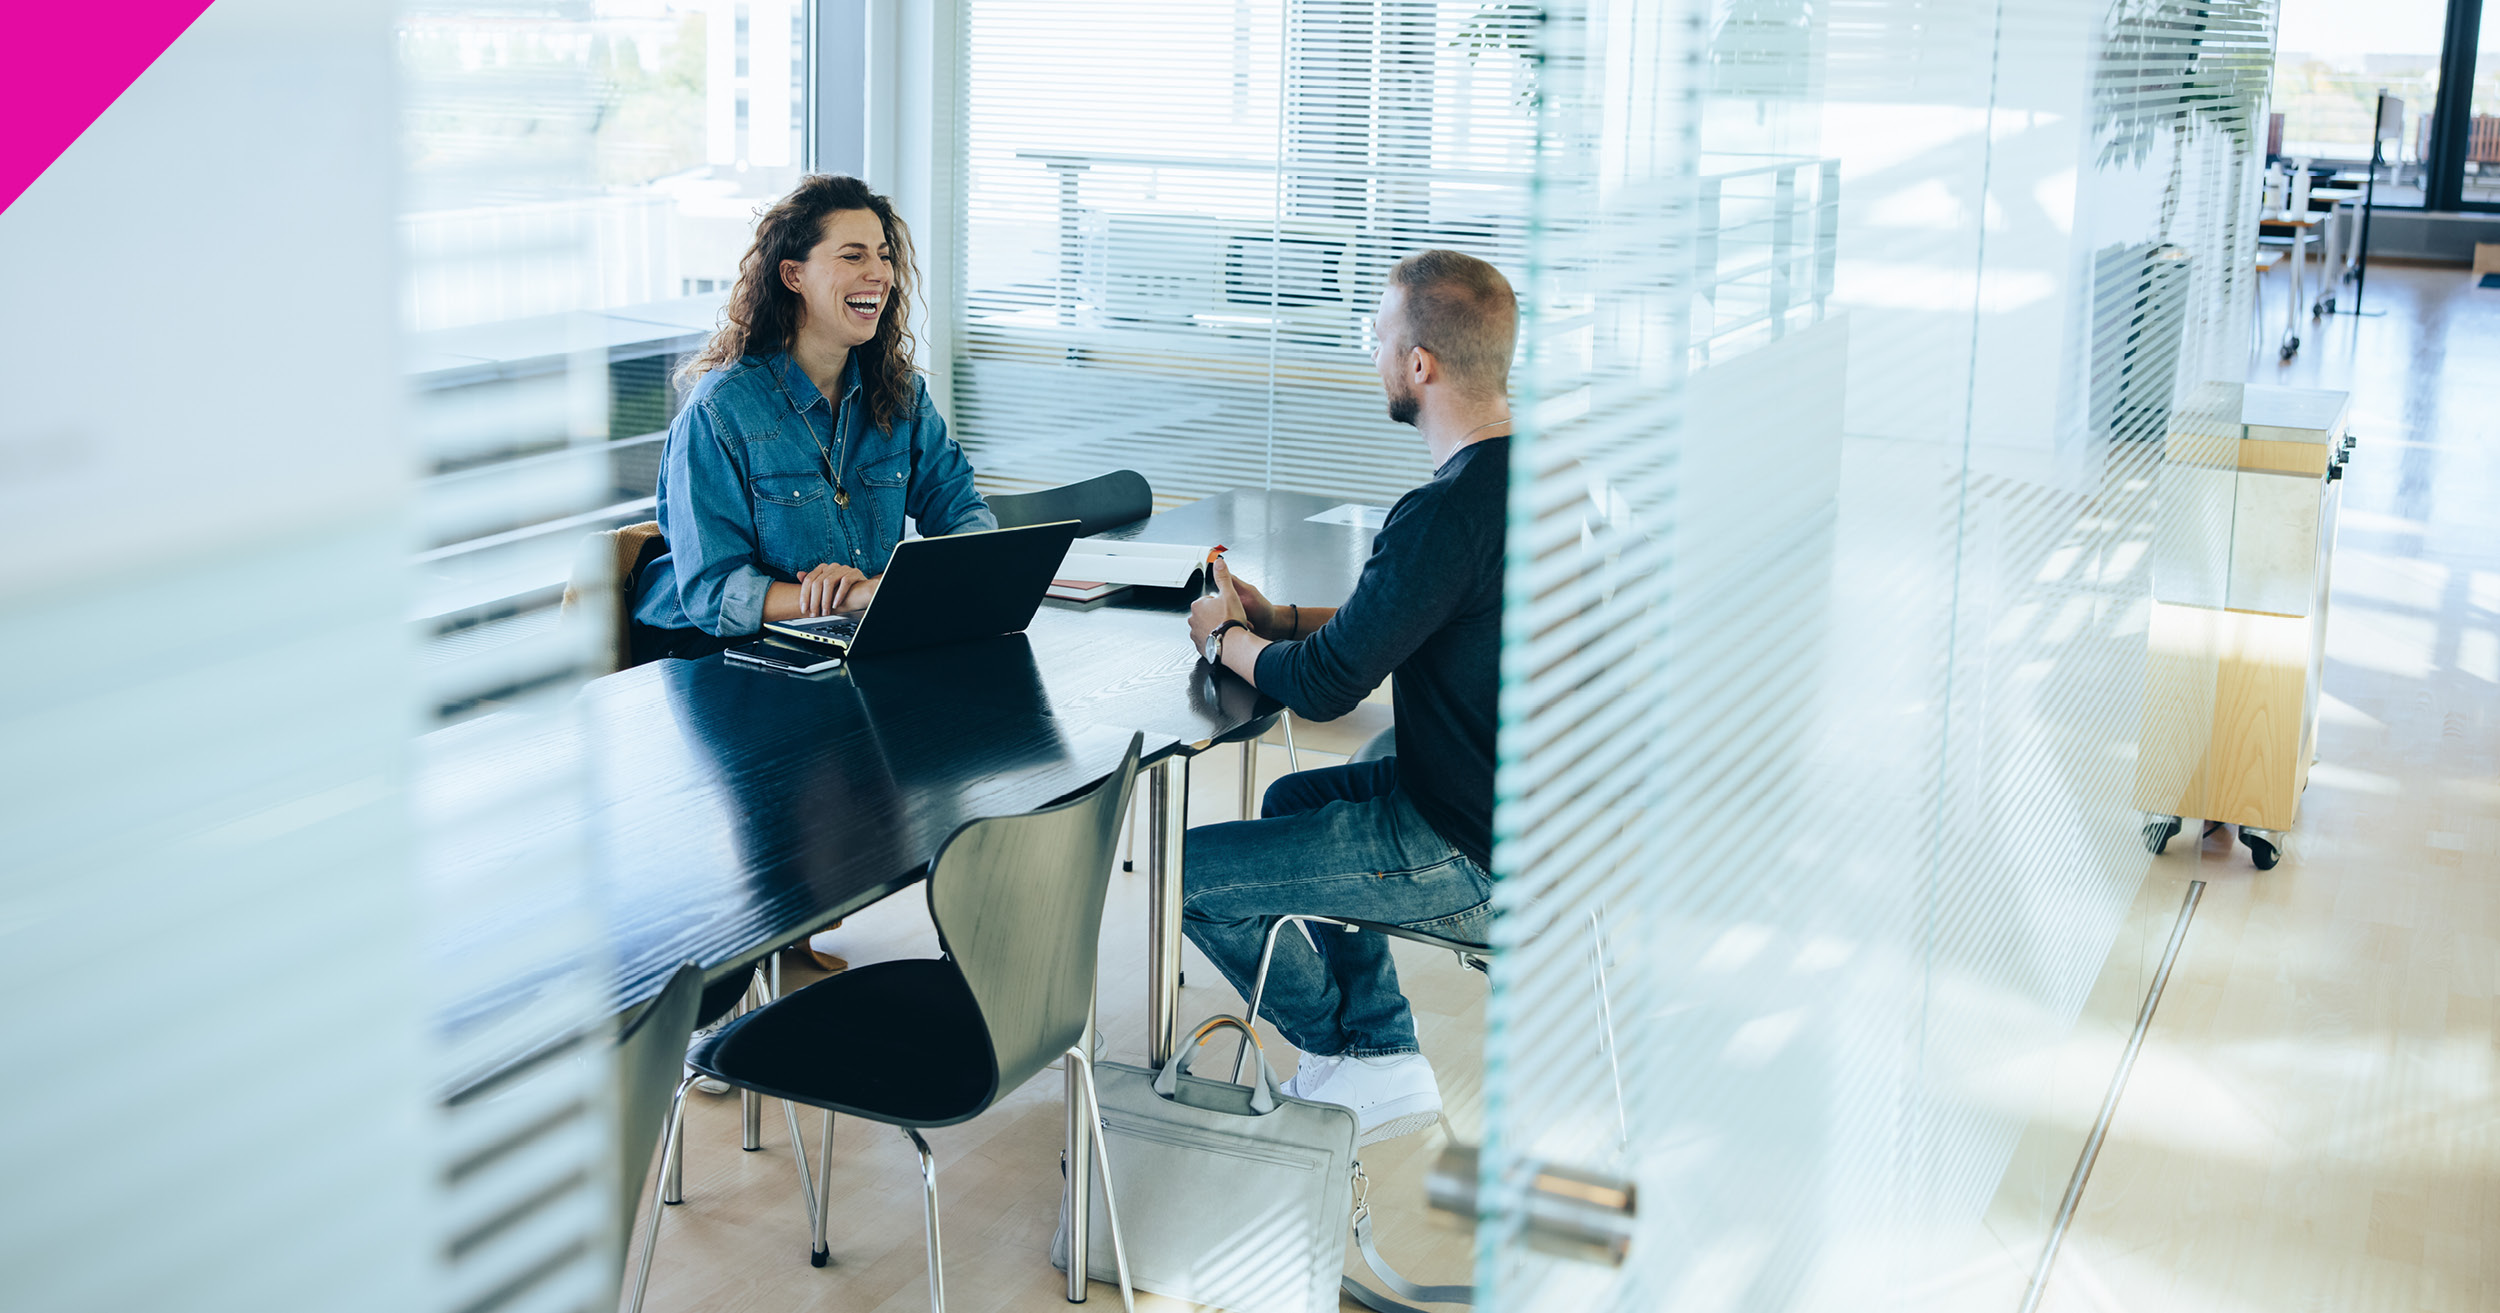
[
  {"x1": 402, "y1": 1, "x2": 807, "y2": 329},
  {"x1": 2270, "y1": 0, "x2": 2497, "y2": 210},
  {"x1": 2270, "y1": 0, "x2": 2448, "y2": 202},
  {"x1": 953, "y1": 0, "x2": 1538, "y2": 508},
  {"x1": 2466, "y1": 1, "x2": 2500, "y2": 204},
  {"x1": 400, "y1": 1, "x2": 810, "y2": 719}
]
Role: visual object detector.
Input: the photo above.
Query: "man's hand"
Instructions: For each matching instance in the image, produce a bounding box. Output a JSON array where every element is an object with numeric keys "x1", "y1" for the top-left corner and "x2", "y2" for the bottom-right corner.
[
  {"x1": 797, "y1": 563, "x2": 867, "y2": 617},
  {"x1": 1211, "y1": 559, "x2": 1284, "y2": 637},
  {"x1": 1187, "y1": 568, "x2": 1250, "y2": 655}
]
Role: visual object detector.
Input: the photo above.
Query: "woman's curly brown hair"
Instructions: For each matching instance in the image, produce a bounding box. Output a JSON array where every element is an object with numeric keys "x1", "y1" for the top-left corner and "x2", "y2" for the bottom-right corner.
[{"x1": 677, "y1": 175, "x2": 922, "y2": 433}]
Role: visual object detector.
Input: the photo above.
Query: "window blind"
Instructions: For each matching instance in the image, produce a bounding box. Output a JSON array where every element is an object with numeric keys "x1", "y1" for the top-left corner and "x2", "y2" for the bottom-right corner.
[{"x1": 954, "y1": 0, "x2": 1541, "y2": 508}]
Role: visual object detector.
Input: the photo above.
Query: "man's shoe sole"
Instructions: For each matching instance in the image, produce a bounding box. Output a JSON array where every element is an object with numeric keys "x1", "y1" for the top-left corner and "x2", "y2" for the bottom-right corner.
[{"x1": 1356, "y1": 1098, "x2": 1442, "y2": 1146}]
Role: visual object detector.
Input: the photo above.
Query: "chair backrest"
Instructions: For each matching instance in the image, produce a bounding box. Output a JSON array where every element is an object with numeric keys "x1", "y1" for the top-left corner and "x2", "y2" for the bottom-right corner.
[
  {"x1": 561, "y1": 521, "x2": 666, "y2": 674},
  {"x1": 610, "y1": 961, "x2": 704, "y2": 1289},
  {"x1": 987, "y1": 470, "x2": 1152, "y2": 537},
  {"x1": 924, "y1": 735, "x2": 1143, "y2": 1096}
]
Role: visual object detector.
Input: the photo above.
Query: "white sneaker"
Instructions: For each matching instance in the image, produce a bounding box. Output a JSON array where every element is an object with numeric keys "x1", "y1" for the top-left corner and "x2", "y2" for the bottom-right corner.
[
  {"x1": 1288, "y1": 1052, "x2": 1442, "y2": 1145},
  {"x1": 1280, "y1": 1052, "x2": 1345, "y2": 1101}
]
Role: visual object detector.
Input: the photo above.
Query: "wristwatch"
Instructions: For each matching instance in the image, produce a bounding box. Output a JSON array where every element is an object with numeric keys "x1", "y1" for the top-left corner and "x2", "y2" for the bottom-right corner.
[{"x1": 1203, "y1": 619, "x2": 1247, "y2": 666}]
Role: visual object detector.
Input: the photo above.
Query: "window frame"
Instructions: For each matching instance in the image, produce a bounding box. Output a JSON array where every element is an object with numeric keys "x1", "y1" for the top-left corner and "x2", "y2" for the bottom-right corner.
[{"x1": 2421, "y1": 0, "x2": 2492, "y2": 210}]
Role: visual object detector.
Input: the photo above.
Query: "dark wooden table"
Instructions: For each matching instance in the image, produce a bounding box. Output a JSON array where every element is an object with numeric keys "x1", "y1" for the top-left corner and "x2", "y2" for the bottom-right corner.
[
  {"x1": 431, "y1": 644, "x2": 1176, "y2": 1098},
  {"x1": 425, "y1": 485, "x2": 1387, "y2": 1292},
  {"x1": 431, "y1": 487, "x2": 1386, "y2": 1091}
]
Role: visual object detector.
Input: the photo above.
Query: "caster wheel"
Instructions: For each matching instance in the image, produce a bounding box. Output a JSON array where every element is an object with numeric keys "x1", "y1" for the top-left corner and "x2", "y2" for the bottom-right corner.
[
  {"x1": 2243, "y1": 832, "x2": 2279, "y2": 870},
  {"x1": 2143, "y1": 817, "x2": 2182, "y2": 854}
]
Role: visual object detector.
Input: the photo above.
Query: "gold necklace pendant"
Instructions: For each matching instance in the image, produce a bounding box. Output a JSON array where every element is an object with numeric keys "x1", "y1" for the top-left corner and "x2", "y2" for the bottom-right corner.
[{"x1": 833, "y1": 487, "x2": 849, "y2": 508}]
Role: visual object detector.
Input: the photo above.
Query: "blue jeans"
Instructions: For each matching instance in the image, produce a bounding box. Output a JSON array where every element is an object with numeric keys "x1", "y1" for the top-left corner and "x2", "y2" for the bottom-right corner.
[{"x1": 1181, "y1": 759, "x2": 1493, "y2": 1058}]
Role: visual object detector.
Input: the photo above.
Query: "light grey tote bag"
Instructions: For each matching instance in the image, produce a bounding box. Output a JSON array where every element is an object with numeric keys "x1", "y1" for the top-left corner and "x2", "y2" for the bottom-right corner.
[{"x1": 1053, "y1": 1016, "x2": 1359, "y2": 1313}]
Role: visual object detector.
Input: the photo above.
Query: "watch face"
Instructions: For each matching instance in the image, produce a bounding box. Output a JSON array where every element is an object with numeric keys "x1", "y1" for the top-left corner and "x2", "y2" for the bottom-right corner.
[{"x1": 1204, "y1": 631, "x2": 1222, "y2": 664}]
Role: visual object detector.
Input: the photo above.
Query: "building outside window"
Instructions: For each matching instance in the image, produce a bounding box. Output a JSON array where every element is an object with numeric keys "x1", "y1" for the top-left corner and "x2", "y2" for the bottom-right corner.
[{"x1": 2268, "y1": 0, "x2": 2449, "y2": 202}]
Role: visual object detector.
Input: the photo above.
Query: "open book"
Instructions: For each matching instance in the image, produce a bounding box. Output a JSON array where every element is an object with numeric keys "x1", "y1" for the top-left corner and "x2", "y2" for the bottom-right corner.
[{"x1": 1051, "y1": 540, "x2": 1215, "y2": 601}]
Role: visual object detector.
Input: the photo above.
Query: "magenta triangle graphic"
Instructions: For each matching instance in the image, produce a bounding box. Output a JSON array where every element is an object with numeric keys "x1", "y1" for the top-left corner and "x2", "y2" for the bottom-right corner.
[{"x1": 2, "y1": 1, "x2": 220, "y2": 215}]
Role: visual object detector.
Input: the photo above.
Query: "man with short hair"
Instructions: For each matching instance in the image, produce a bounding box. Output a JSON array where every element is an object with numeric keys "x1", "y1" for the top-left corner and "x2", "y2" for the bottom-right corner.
[{"x1": 1182, "y1": 249, "x2": 1515, "y2": 1143}]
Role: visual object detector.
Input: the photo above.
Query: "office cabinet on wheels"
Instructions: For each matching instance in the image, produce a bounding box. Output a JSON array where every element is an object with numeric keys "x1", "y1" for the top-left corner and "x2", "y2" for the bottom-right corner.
[{"x1": 2136, "y1": 385, "x2": 2352, "y2": 870}]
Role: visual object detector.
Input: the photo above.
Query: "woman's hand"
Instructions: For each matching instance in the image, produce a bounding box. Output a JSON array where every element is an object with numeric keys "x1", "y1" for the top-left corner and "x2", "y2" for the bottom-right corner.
[
  {"x1": 797, "y1": 563, "x2": 867, "y2": 617},
  {"x1": 831, "y1": 573, "x2": 881, "y2": 614},
  {"x1": 1211, "y1": 559, "x2": 1280, "y2": 637}
]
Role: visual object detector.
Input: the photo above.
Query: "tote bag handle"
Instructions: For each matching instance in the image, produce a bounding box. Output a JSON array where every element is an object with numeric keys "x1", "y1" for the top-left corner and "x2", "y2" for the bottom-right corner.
[{"x1": 1152, "y1": 1014, "x2": 1282, "y2": 1114}]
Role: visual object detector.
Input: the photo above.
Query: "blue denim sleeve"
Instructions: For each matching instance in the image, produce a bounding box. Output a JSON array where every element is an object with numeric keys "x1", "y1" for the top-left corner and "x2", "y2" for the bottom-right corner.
[
  {"x1": 656, "y1": 398, "x2": 776, "y2": 636},
  {"x1": 900, "y1": 381, "x2": 996, "y2": 535}
]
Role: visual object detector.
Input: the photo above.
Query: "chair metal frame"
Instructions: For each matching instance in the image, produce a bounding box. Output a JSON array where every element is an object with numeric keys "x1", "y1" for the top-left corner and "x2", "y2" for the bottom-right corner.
[
  {"x1": 1232, "y1": 910, "x2": 1629, "y2": 1157},
  {"x1": 638, "y1": 740, "x2": 1147, "y2": 1313}
]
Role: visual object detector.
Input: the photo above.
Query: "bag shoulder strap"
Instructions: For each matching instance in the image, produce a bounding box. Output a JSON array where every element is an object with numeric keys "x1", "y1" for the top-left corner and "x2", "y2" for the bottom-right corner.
[
  {"x1": 1342, "y1": 1166, "x2": 1472, "y2": 1312},
  {"x1": 1343, "y1": 1209, "x2": 1473, "y2": 1311}
]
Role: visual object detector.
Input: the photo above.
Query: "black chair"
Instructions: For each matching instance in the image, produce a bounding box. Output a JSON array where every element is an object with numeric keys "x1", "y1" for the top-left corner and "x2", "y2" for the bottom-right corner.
[
  {"x1": 683, "y1": 736, "x2": 1147, "y2": 1311},
  {"x1": 610, "y1": 962, "x2": 705, "y2": 1313},
  {"x1": 986, "y1": 469, "x2": 1152, "y2": 536}
]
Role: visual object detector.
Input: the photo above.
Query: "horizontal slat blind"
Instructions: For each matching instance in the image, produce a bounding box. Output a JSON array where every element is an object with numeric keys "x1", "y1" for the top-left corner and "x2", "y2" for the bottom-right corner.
[{"x1": 955, "y1": 0, "x2": 1539, "y2": 507}]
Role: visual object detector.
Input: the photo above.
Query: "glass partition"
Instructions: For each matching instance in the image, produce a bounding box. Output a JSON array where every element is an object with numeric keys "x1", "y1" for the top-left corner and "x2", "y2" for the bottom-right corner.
[{"x1": 1481, "y1": 0, "x2": 2271, "y2": 1305}]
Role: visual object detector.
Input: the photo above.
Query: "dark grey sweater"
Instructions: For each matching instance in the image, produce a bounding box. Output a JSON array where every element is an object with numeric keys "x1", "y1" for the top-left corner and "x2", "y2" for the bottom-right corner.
[{"x1": 1254, "y1": 438, "x2": 1506, "y2": 870}]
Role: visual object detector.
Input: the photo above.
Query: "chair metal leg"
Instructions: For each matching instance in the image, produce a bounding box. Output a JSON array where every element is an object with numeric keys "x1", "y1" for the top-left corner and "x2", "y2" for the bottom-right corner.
[
  {"x1": 1280, "y1": 714, "x2": 1300, "y2": 772},
  {"x1": 808, "y1": 1109, "x2": 836, "y2": 1266},
  {"x1": 630, "y1": 1074, "x2": 699, "y2": 1313},
  {"x1": 742, "y1": 966, "x2": 766, "y2": 1151},
  {"x1": 783, "y1": 1098, "x2": 821, "y2": 1238},
  {"x1": 1070, "y1": 1049, "x2": 1138, "y2": 1313},
  {"x1": 1066, "y1": 1005, "x2": 1094, "y2": 1301},
  {"x1": 905, "y1": 1128, "x2": 945, "y2": 1313},
  {"x1": 661, "y1": 1072, "x2": 690, "y2": 1205},
  {"x1": 1233, "y1": 914, "x2": 1350, "y2": 1082}
]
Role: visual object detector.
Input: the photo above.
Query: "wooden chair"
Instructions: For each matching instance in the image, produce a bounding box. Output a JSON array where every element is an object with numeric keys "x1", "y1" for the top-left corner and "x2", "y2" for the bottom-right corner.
[{"x1": 560, "y1": 520, "x2": 667, "y2": 674}]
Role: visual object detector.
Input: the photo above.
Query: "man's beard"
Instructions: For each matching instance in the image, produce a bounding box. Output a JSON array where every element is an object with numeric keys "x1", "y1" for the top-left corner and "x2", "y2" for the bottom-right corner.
[{"x1": 1385, "y1": 380, "x2": 1420, "y2": 426}]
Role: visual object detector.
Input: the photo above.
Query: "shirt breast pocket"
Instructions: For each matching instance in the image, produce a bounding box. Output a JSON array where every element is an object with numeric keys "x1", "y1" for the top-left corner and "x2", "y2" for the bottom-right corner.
[
  {"x1": 751, "y1": 473, "x2": 824, "y2": 507},
  {"x1": 856, "y1": 447, "x2": 909, "y2": 489},
  {"x1": 747, "y1": 472, "x2": 834, "y2": 574}
]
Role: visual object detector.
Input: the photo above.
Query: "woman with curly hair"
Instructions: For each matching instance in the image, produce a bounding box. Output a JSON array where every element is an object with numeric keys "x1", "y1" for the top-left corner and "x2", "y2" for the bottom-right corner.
[{"x1": 633, "y1": 175, "x2": 993, "y2": 653}]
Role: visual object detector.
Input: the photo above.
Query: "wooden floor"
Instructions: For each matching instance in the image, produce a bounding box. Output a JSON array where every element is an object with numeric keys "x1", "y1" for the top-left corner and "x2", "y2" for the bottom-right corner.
[
  {"x1": 627, "y1": 264, "x2": 2498, "y2": 1313},
  {"x1": 2024, "y1": 263, "x2": 2500, "y2": 1313}
]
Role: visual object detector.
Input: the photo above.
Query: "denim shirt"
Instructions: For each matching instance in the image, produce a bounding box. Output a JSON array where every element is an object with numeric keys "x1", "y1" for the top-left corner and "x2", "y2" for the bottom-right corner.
[{"x1": 634, "y1": 351, "x2": 995, "y2": 636}]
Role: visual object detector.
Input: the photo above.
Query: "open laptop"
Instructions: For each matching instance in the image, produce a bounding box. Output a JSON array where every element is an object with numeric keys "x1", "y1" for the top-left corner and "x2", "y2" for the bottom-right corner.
[{"x1": 761, "y1": 518, "x2": 1081, "y2": 659}]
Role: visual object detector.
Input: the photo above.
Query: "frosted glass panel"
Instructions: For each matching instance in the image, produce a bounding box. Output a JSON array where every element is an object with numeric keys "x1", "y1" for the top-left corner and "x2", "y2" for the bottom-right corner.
[{"x1": 1484, "y1": 0, "x2": 2273, "y2": 1306}]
